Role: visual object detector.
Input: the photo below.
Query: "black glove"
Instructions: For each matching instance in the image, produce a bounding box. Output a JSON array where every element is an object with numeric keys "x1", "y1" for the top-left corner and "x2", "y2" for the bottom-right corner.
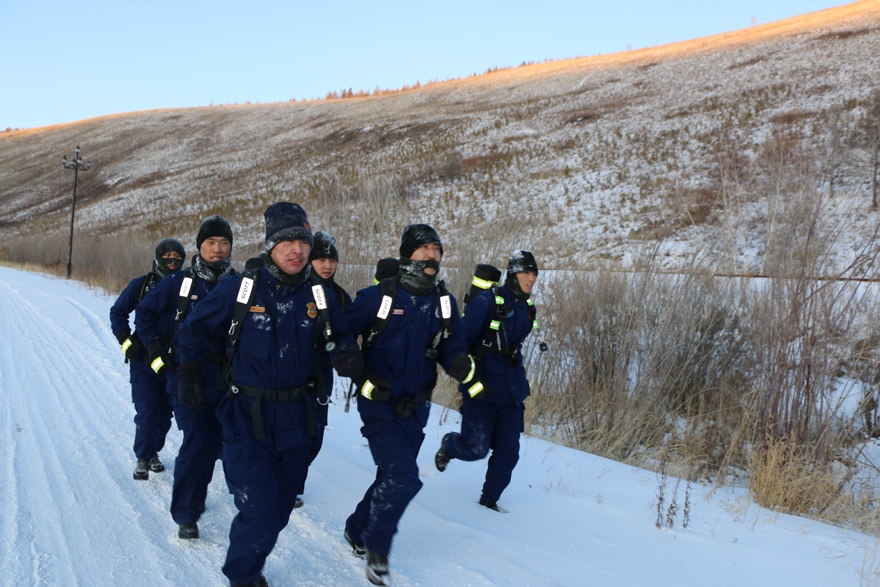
[
  {"x1": 147, "y1": 341, "x2": 174, "y2": 374},
  {"x1": 449, "y1": 354, "x2": 476, "y2": 383},
  {"x1": 332, "y1": 343, "x2": 364, "y2": 379},
  {"x1": 123, "y1": 335, "x2": 146, "y2": 360},
  {"x1": 354, "y1": 373, "x2": 391, "y2": 400},
  {"x1": 114, "y1": 330, "x2": 130, "y2": 345},
  {"x1": 177, "y1": 360, "x2": 205, "y2": 410}
]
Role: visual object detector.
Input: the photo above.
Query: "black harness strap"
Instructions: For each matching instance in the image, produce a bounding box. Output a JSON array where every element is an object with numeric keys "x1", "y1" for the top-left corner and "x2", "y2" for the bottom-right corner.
[
  {"x1": 173, "y1": 267, "x2": 196, "y2": 330},
  {"x1": 137, "y1": 271, "x2": 161, "y2": 304}
]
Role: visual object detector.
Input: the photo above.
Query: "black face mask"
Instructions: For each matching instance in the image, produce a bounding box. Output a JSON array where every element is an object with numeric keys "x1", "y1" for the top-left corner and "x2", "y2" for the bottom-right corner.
[
  {"x1": 154, "y1": 256, "x2": 183, "y2": 277},
  {"x1": 397, "y1": 258, "x2": 440, "y2": 295}
]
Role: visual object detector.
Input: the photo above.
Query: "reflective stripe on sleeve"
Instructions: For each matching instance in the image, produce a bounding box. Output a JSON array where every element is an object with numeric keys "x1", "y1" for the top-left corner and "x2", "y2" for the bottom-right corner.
[{"x1": 360, "y1": 379, "x2": 376, "y2": 400}]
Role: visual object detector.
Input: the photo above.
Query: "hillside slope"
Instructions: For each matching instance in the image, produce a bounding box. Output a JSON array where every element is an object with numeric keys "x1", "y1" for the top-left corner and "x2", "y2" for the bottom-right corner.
[{"x1": 1, "y1": 1, "x2": 879, "y2": 273}]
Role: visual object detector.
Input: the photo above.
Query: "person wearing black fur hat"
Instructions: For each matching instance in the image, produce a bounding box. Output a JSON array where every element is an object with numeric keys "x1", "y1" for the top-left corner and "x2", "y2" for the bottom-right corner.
[
  {"x1": 340, "y1": 223, "x2": 474, "y2": 586},
  {"x1": 296, "y1": 230, "x2": 353, "y2": 508},
  {"x1": 110, "y1": 238, "x2": 185, "y2": 480},
  {"x1": 177, "y1": 203, "x2": 357, "y2": 587},
  {"x1": 135, "y1": 215, "x2": 236, "y2": 540},
  {"x1": 434, "y1": 250, "x2": 540, "y2": 514}
]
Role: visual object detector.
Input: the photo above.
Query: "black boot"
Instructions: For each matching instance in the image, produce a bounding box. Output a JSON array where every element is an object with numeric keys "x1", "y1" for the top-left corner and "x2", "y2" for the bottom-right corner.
[
  {"x1": 178, "y1": 522, "x2": 199, "y2": 539},
  {"x1": 366, "y1": 551, "x2": 390, "y2": 586},
  {"x1": 344, "y1": 530, "x2": 366, "y2": 558},
  {"x1": 149, "y1": 455, "x2": 165, "y2": 473},
  {"x1": 133, "y1": 459, "x2": 149, "y2": 480},
  {"x1": 230, "y1": 573, "x2": 268, "y2": 587},
  {"x1": 434, "y1": 433, "x2": 452, "y2": 472}
]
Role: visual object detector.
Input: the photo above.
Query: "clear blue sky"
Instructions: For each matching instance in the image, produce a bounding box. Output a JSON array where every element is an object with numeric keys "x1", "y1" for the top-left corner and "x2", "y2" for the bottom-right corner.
[{"x1": 0, "y1": 0, "x2": 848, "y2": 130}]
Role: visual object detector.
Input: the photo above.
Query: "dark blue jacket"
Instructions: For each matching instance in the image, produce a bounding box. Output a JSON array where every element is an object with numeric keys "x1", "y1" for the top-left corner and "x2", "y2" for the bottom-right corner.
[
  {"x1": 459, "y1": 285, "x2": 532, "y2": 406},
  {"x1": 177, "y1": 268, "x2": 353, "y2": 448},
  {"x1": 135, "y1": 267, "x2": 228, "y2": 400},
  {"x1": 346, "y1": 279, "x2": 466, "y2": 425},
  {"x1": 110, "y1": 272, "x2": 160, "y2": 370}
]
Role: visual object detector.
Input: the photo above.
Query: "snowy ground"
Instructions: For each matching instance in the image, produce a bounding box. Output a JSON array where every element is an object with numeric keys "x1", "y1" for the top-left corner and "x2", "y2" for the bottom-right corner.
[{"x1": 2, "y1": 266, "x2": 879, "y2": 587}]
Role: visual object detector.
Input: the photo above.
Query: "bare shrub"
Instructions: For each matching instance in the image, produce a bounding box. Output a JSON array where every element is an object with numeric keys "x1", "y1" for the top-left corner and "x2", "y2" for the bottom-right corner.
[
  {"x1": 0, "y1": 232, "x2": 155, "y2": 293},
  {"x1": 749, "y1": 438, "x2": 842, "y2": 516}
]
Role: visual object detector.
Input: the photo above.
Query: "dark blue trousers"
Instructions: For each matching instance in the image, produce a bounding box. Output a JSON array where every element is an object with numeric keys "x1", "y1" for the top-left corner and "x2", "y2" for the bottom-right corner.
[
  {"x1": 221, "y1": 436, "x2": 309, "y2": 584},
  {"x1": 167, "y1": 371, "x2": 223, "y2": 524},
  {"x1": 445, "y1": 400, "x2": 524, "y2": 503},
  {"x1": 345, "y1": 417, "x2": 424, "y2": 556},
  {"x1": 130, "y1": 360, "x2": 173, "y2": 461}
]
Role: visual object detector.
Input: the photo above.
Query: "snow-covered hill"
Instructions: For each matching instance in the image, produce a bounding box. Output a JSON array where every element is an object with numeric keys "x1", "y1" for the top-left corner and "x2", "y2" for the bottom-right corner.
[
  {"x1": 2, "y1": 268, "x2": 880, "y2": 586},
  {"x1": 1, "y1": 2, "x2": 879, "y2": 275}
]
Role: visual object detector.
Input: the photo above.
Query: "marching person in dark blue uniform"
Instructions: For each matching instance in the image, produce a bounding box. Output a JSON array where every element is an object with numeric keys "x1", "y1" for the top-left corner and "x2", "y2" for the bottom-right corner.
[
  {"x1": 135, "y1": 215, "x2": 236, "y2": 540},
  {"x1": 434, "y1": 250, "x2": 541, "y2": 513},
  {"x1": 342, "y1": 224, "x2": 474, "y2": 586},
  {"x1": 110, "y1": 238, "x2": 185, "y2": 480},
  {"x1": 297, "y1": 230, "x2": 352, "y2": 508},
  {"x1": 177, "y1": 203, "x2": 358, "y2": 587}
]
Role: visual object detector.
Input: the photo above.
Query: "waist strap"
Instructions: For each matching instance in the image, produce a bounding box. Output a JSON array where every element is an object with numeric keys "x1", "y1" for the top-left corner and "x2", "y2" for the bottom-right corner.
[{"x1": 231, "y1": 383, "x2": 314, "y2": 440}]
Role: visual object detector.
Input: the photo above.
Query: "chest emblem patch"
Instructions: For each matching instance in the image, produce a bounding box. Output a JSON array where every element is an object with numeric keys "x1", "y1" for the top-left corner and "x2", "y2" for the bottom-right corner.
[{"x1": 306, "y1": 302, "x2": 318, "y2": 318}]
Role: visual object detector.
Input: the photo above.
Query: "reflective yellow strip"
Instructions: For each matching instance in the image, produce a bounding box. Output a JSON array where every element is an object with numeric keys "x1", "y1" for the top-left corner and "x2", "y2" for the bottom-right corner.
[
  {"x1": 121, "y1": 338, "x2": 132, "y2": 355},
  {"x1": 462, "y1": 355, "x2": 476, "y2": 383},
  {"x1": 150, "y1": 356, "x2": 165, "y2": 374},
  {"x1": 373, "y1": 277, "x2": 380, "y2": 285},
  {"x1": 533, "y1": 320, "x2": 539, "y2": 330},
  {"x1": 472, "y1": 276, "x2": 495, "y2": 290},
  {"x1": 467, "y1": 381, "x2": 484, "y2": 398},
  {"x1": 494, "y1": 295, "x2": 504, "y2": 304},
  {"x1": 361, "y1": 379, "x2": 376, "y2": 399},
  {"x1": 489, "y1": 320, "x2": 500, "y2": 331}
]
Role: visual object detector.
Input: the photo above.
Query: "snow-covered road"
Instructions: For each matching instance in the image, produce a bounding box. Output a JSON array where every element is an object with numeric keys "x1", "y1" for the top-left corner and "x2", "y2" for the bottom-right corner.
[{"x1": 1, "y1": 267, "x2": 878, "y2": 587}]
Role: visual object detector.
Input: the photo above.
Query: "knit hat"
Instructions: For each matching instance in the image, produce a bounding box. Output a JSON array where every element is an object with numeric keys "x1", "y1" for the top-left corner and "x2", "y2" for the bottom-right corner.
[
  {"x1": 154, "y1": 238, "x2": 186, "y2": 277},
  {"x1": 196, "y1": 215, "x2": 233, "y2": 250},
  {"x1": 399, "y1": 224, "x2": 443, "y2": 259},
  {"x1": 309, "y1": 230, "x2": 339, "y2": 261},
  {"x1": 506, "y1": 250, "x2": 539, "y2": 277},
  {"x1": 264, "y1": 202, "x2": 313, "y2": 251}
]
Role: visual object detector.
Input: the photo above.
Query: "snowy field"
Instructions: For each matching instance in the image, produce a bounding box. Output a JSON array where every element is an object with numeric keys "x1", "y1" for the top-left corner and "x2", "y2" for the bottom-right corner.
[{"x1": 1, "y1": 266, "x2": 879, "y2": 587}]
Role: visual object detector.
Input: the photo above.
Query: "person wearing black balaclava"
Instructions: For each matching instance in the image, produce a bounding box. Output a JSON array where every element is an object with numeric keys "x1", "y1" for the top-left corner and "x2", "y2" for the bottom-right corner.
[
  {"x1": 434, "y1": 250, "x2": 540, "y2": 514},
  {"x1": 177, "y1": 203, "x2": 356, "y2": 587},
  {"x1": 110, "y1": 238, "x2": 185, "y2": 481},
  {"x1": 338, "y1": 223, "x2": 474, "y2": 587},
  {"x1": 135, "y1": 215, "x2": 236, "y2": 541}
]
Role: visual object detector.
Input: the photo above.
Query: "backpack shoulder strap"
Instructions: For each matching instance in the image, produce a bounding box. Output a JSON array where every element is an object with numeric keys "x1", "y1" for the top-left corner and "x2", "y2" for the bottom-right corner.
[
  {"x1": 173, "y1": 267, "x2": 196, "y2": 327},
  {"x1": 363, "y1": 277, "x2": 397, "y2": 349},
  {"x1": 224, "y1": 269, "x2": 259, "y2": 384},
  {"x1": 137, "y1": 271, "x2": 161, "y2": 304},
  {"x1": 308, "y1": 273, "x2": 333, "y2": 348},
  {"x1": 431, "y1": 280, "x2": 453, "y2": 349}
]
